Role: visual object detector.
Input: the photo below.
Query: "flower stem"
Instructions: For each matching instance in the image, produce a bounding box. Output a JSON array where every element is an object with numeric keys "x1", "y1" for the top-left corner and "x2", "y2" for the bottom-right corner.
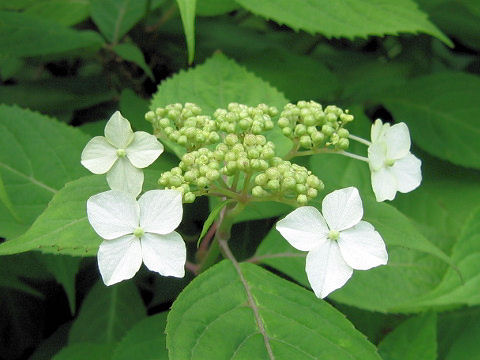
[
  {"x1": 348, "y1": 134, "x2": 371, "y2": 146},
  {"x1": 338, "y1": 151, "x2": 369, "y2": 162},
  {"x1": 197, "y1": 201, "x2": 246, "y2": 273}
]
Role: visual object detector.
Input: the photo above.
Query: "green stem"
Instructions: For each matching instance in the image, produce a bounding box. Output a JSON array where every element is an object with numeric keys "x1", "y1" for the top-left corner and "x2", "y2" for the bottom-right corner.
[
  {"x1": 349, "y1": 134, "x2": 371, "y2": 146},
  {"x1": 198, "y1": 201, "x2": 246, "y2": 273}
]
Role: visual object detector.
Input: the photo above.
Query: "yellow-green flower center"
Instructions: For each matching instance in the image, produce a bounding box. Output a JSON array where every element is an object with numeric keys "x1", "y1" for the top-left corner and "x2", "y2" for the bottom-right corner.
[
  {"x1": 116, "y1": 148, "x2": 127, "y2": 157},
  {"x1": 327, "y1": 230, "x2": 339, "y2": 241},
  {"x1": 133, "y1": 227, "x2": 144, "y2": 238}
]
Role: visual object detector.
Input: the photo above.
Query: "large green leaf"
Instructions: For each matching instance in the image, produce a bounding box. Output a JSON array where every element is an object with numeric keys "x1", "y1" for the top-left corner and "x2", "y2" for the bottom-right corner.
[
  {"x1": 176, "y1": 0, "x2": 197, "y2": 64},
  {"x1": 113, "y1": 43, "x2": 154, "y2": 79},
  {"x1": 69, "y1": 282, "x2": 146, "y2": 344},
  {"x1": 0, "y1": 105, "x2": 89, "y2": 239},
  {"x1": 167, "y1": 260, "x2": 381, "y2": 359},
  {"x1": 0, "y1": 11, "x2": 103, "y2": 57},
  {"x1": 382, "y1": 72, "x2": 480, "y2": 169},
  {"x1": 112, "y1": 312, "x2": 168, "y2": 360},
  {"x1": 90, "y1": 0, "x2": 148, "y2": 43},
  {"x1": 196, "y1": 0, "x2": 238, "y2": 16},
  {"x1": 0, "y1": 167, "x2": 174, "y2": 256},
  {"x1": 235, "y1": 0, "x2": 452, "y2": 45},
  {"x1": 378, "y1": 312, "x2": 437, "y2": 360},
  {"x1": 151, "y1": 53, "x2": 288, "y2": 115}
]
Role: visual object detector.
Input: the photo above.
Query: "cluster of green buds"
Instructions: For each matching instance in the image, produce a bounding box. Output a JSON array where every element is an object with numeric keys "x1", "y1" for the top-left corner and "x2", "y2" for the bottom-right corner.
[
  {"x1": 213, "y1": 103, "x2": 277, "y2": 135},
  {"x1": 214, "y1": 134, "x2": 274, "y2": 175},
  {"x1": 145, "y1": 103, "x2": 219, "y2": 150},
  {"x1": 146, "y1": 101, "x2": 355, "y2": 207},
  {"x1": 252, "y1": 159, "x2": 324, "y2": 205},
  {"x1": 278, "y1": 100, "x2": 353, "y2": 151},
  {"x1": 158, "y1": 148, "x2": 221, "y2": 203}
]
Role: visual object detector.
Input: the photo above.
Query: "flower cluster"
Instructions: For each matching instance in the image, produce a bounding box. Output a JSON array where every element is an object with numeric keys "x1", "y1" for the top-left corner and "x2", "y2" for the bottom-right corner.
[
  {"x1": 81, "y1": 112, "x2": 186, "y2": 286},
  {"x1": 252, "y1": 159, "x2": 323, "y2": 205},
  {"x1": 146, "y1": 103, "x2": 219, "y2": 150},
  {"x1": 278, "y1": 101, "x2": 353, "y2": 150},
  {"x1": 213, "y1": 102, "x2": 277, "y2": 135}
]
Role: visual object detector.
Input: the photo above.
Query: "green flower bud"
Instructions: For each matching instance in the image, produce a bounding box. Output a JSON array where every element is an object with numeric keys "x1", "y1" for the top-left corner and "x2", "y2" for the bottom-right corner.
[
  {"x1": 255, "y1": 173, "x2": 268, "y2": 186},
  {"x1": 294, "y1": 124, "x2": 307, "y2": 136},
  {"x1": 252, "y1": 185, "x2": 265, "y2": 197},
  {"x1": 278, "y1": 117, "x2": 290, "y2": 128},
  {"x1": 282, "y1": 177, "x2": 296, "y2": 190},
  {"x1": 145, "y1": 111, "x2": 155, "y2": 122},
  {"x1": 266, "y1": 168, "x2": 281, "y2": 180},
  {"x1": 296, "y1": 183, "x2": 307, "y2": 194},
  {"x1": 260, "y1": 148, "x2": 275, "y2": 159},
  {"x1": 297, "y1": 194, "x2": 308, "y2": 205},
  {"x1": 282, "y1": 127, "x2": 292, "y2": 137},
  {"x1": 311, "y1": 132, "x2": 325, "y2": 145},
  {"x1": 256, "y1": 135, "x2": 267, "y2": 146},
  {"x1": 307, "y1": 188, "x2": 318, "y2": 198},
  {"x1": 267, "y1": 179, "x2": 280, "y2": 191},
  {"x1": 338, "y1": 138, "x2": 349, "y2": 150},
  {"x1": 206, "y1": 169, "x2": 220, "y2": 181},
  {"x1": 170, "y1": 175, "x2": 183, "y2": 187},
  {"x1": 184, "y1": 192, "x2": 196, "y2": 203},
  {"x1": 306, "y1": 175, "x2": 321, "y2": 188},
  {"x1": 197, "y1": 177, "x2": 209, "y2": 187},
  {"x1": 322, "y1": 125, "x2": 334, "y2": 136},
  {"x1": 303, "y1": 114, "x2": 316, "y2": 126},
  {"x1": 224, "y1": 151, "x2": 237, "y2": 162},
  {"x1": 338, "y1": 128, "x2": 349, "y2": 138},
  {"x1": 299, "y1": 135, "x2": 312, "y2": 149},
  {"x1": 225, "y1": 134, "x2": 238, "y2": 146}
]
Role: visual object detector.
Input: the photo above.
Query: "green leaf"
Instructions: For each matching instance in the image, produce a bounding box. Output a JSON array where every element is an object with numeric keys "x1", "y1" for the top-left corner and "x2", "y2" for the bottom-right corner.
[
  {"x1": 382, "y1": 72, "x2": 480, "y2": 169},
  {"x1": 119, "y1": 89, "x2": 151, "y2": 132},
  {"x1": 196, "y1": 0, "x2": 238, "y2": 16},
  {"x1": 410, "y1": 207, "x2": 480, "y2": 308},
  {"x1": 0, "y1": 167, "x2": 171, "y2": 256},
  {"x1": 53, "y1": 343, "x2": 115, "y2": 360},
  {"x1": 151, "y1": 53, "x2": 288, "y2": 115},
  {"x1": 69, "y1": 281, "x2": 146, "y2": 344},
  {"x1": 0, "y1": 11, "x2": 103, "y2": 57},
  {"x1": 0, "y1": 253, "x2": 48, "y2": 297},
  {"x1": 114, "y1": 43, "x2": 154, "y2": 79},
  {"x1": 0, "y1": 176, "x2": 106, "y2": 256},
  {"x1": 90, "y1": 0, "x2": 148, "y2": 43},
  {"x1": 0, "y1": 105, "x2": 89, "y2": 239},
  {"x1": 235, "y1": 0, "x2": 452, "y2": 46},
  {"x1": 438, "y1": 307, "x2": 480, "y2": 360},
  {"x1": 378, "y1": 312, "x2": 437, "y2": 360},
  {"x1": 197, "y1": 199, "x2": 234, "y2": 246},
  {"x1": 176, "y1": 0, "x2": 197, "y2": 64},
  {"x1": 24, "y1": 0, "x2": 90, "y2": 26},
  {"x1": 167, "y1": 260, "x2": 381, "y2": 359},
  {"x1": 112, "y1": 312, "x2": 168, "y2": 360},
  {"x1": 41, "y1": 254, "x2": 81, "y2": 314}
]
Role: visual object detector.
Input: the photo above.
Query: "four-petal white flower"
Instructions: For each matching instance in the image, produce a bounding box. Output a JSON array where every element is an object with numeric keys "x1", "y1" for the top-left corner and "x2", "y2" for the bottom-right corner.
[
  {"x1": 276, "y1": 187, "x2": 388, "y2": 298},
  {"x1": 87, "y1": 189, "x2": 186, "y2": 286},
  {"x1": 367, "y1": 119, "x2": 422, "y2": 202},
  {"x1": 81, "y1": 111, "x2": 164, "y2": 196}
]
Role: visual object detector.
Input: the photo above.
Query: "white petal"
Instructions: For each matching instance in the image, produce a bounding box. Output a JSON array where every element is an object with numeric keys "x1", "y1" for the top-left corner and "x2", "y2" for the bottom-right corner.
[
  {"x1": 370, "y1": 119, "x2": 389, "y2": 143},
  {"x1": 368, "y1": 141, "x2": 387, "y2": 172},
  {"x1": 371, "y1": 167, "x2": 398, "y2": 202},
  {"x1": 322, "y1": 187, "x2": 363, "y2": 232},
  {"x1": 276, "y1": 206, "x2": 329, "y2": 251},
  {"x1": 385, "y1": 122, "x2": 411, "y2": 160},
  {"x1": 126, "y1": 132, "x2": 164, "y2": 168},
  {"x1": 337, "y1": 221, "x2": 388, "y2": 270},
  {"x1": 98, "y1": 236, "x2": 142, "y2": 286},
  {"x1": 80, "y1": 136, "x2": 117, "y2": 174},
  {"x1": 87, "y1": 190, "x2": 139, "y2": 240},
  {"x1": 138, "y1": 190, "x2": 183, "y2": 235},
  {"x1": 306, "y1": 241, "x2": 353, "y2": 299},
  {"x1": 391, "y1": 153, "x2": 422, "y2": 193},
  {"x1": 141, "y1": 232, "x2": 186, "y2": 278},
  {"x1": 104, "y1": 111, "x2": 134, "y2": 149},
  {"x1": 107, "y1": 157, "x2": 144, "y2": 197}
]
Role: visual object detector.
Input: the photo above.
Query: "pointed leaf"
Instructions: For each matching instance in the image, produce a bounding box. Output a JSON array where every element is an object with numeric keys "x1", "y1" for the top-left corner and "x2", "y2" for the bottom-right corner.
[{"x1": 176, "y1": 0, "x2": 196, "y2": 64}]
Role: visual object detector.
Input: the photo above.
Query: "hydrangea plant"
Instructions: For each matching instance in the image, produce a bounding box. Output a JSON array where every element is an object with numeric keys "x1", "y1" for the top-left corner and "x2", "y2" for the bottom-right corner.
[{"x1": 82, "y1": 100, "x2": 421, "y2": 299}]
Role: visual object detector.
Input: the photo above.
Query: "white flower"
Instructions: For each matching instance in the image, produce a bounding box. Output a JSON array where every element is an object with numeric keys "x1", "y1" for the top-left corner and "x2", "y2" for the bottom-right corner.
[
  {"x1": 87, "y1": 189, "x2": 186, "y2": 286},
  {"x1": 81, "y1": 111, "x2": 164, "y2": 196},
  {"x1": 367, "y1": 119, "x2": 422, "y2": 202},
  {"x1": 276, "y1": 187, "x2": 388, "y2": 299}
]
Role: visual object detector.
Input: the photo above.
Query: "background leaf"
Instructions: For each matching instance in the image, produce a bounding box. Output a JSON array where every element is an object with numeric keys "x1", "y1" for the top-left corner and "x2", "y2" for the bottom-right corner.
[
  {"x1": 176, "y1": 0, "x2": 197, "y2": 64},
  {"x1": 114, "y1": 43, "x2": 154, "y2": 79},
  {"x1": 378, "y1": 312, "x2": 437, "y2": 360},
  {"x1": 0, "y1": 11, "x2": 103, "y2": 57},
  {"x1": 235, "y1": 0, "x2": 452, "y2": 45},
  {"x1": 90, "y1": 0, "x2": 148, "y2": 44},
  {"x1": 69, "y1": 281, "x2": 146, "y2": 344}
]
